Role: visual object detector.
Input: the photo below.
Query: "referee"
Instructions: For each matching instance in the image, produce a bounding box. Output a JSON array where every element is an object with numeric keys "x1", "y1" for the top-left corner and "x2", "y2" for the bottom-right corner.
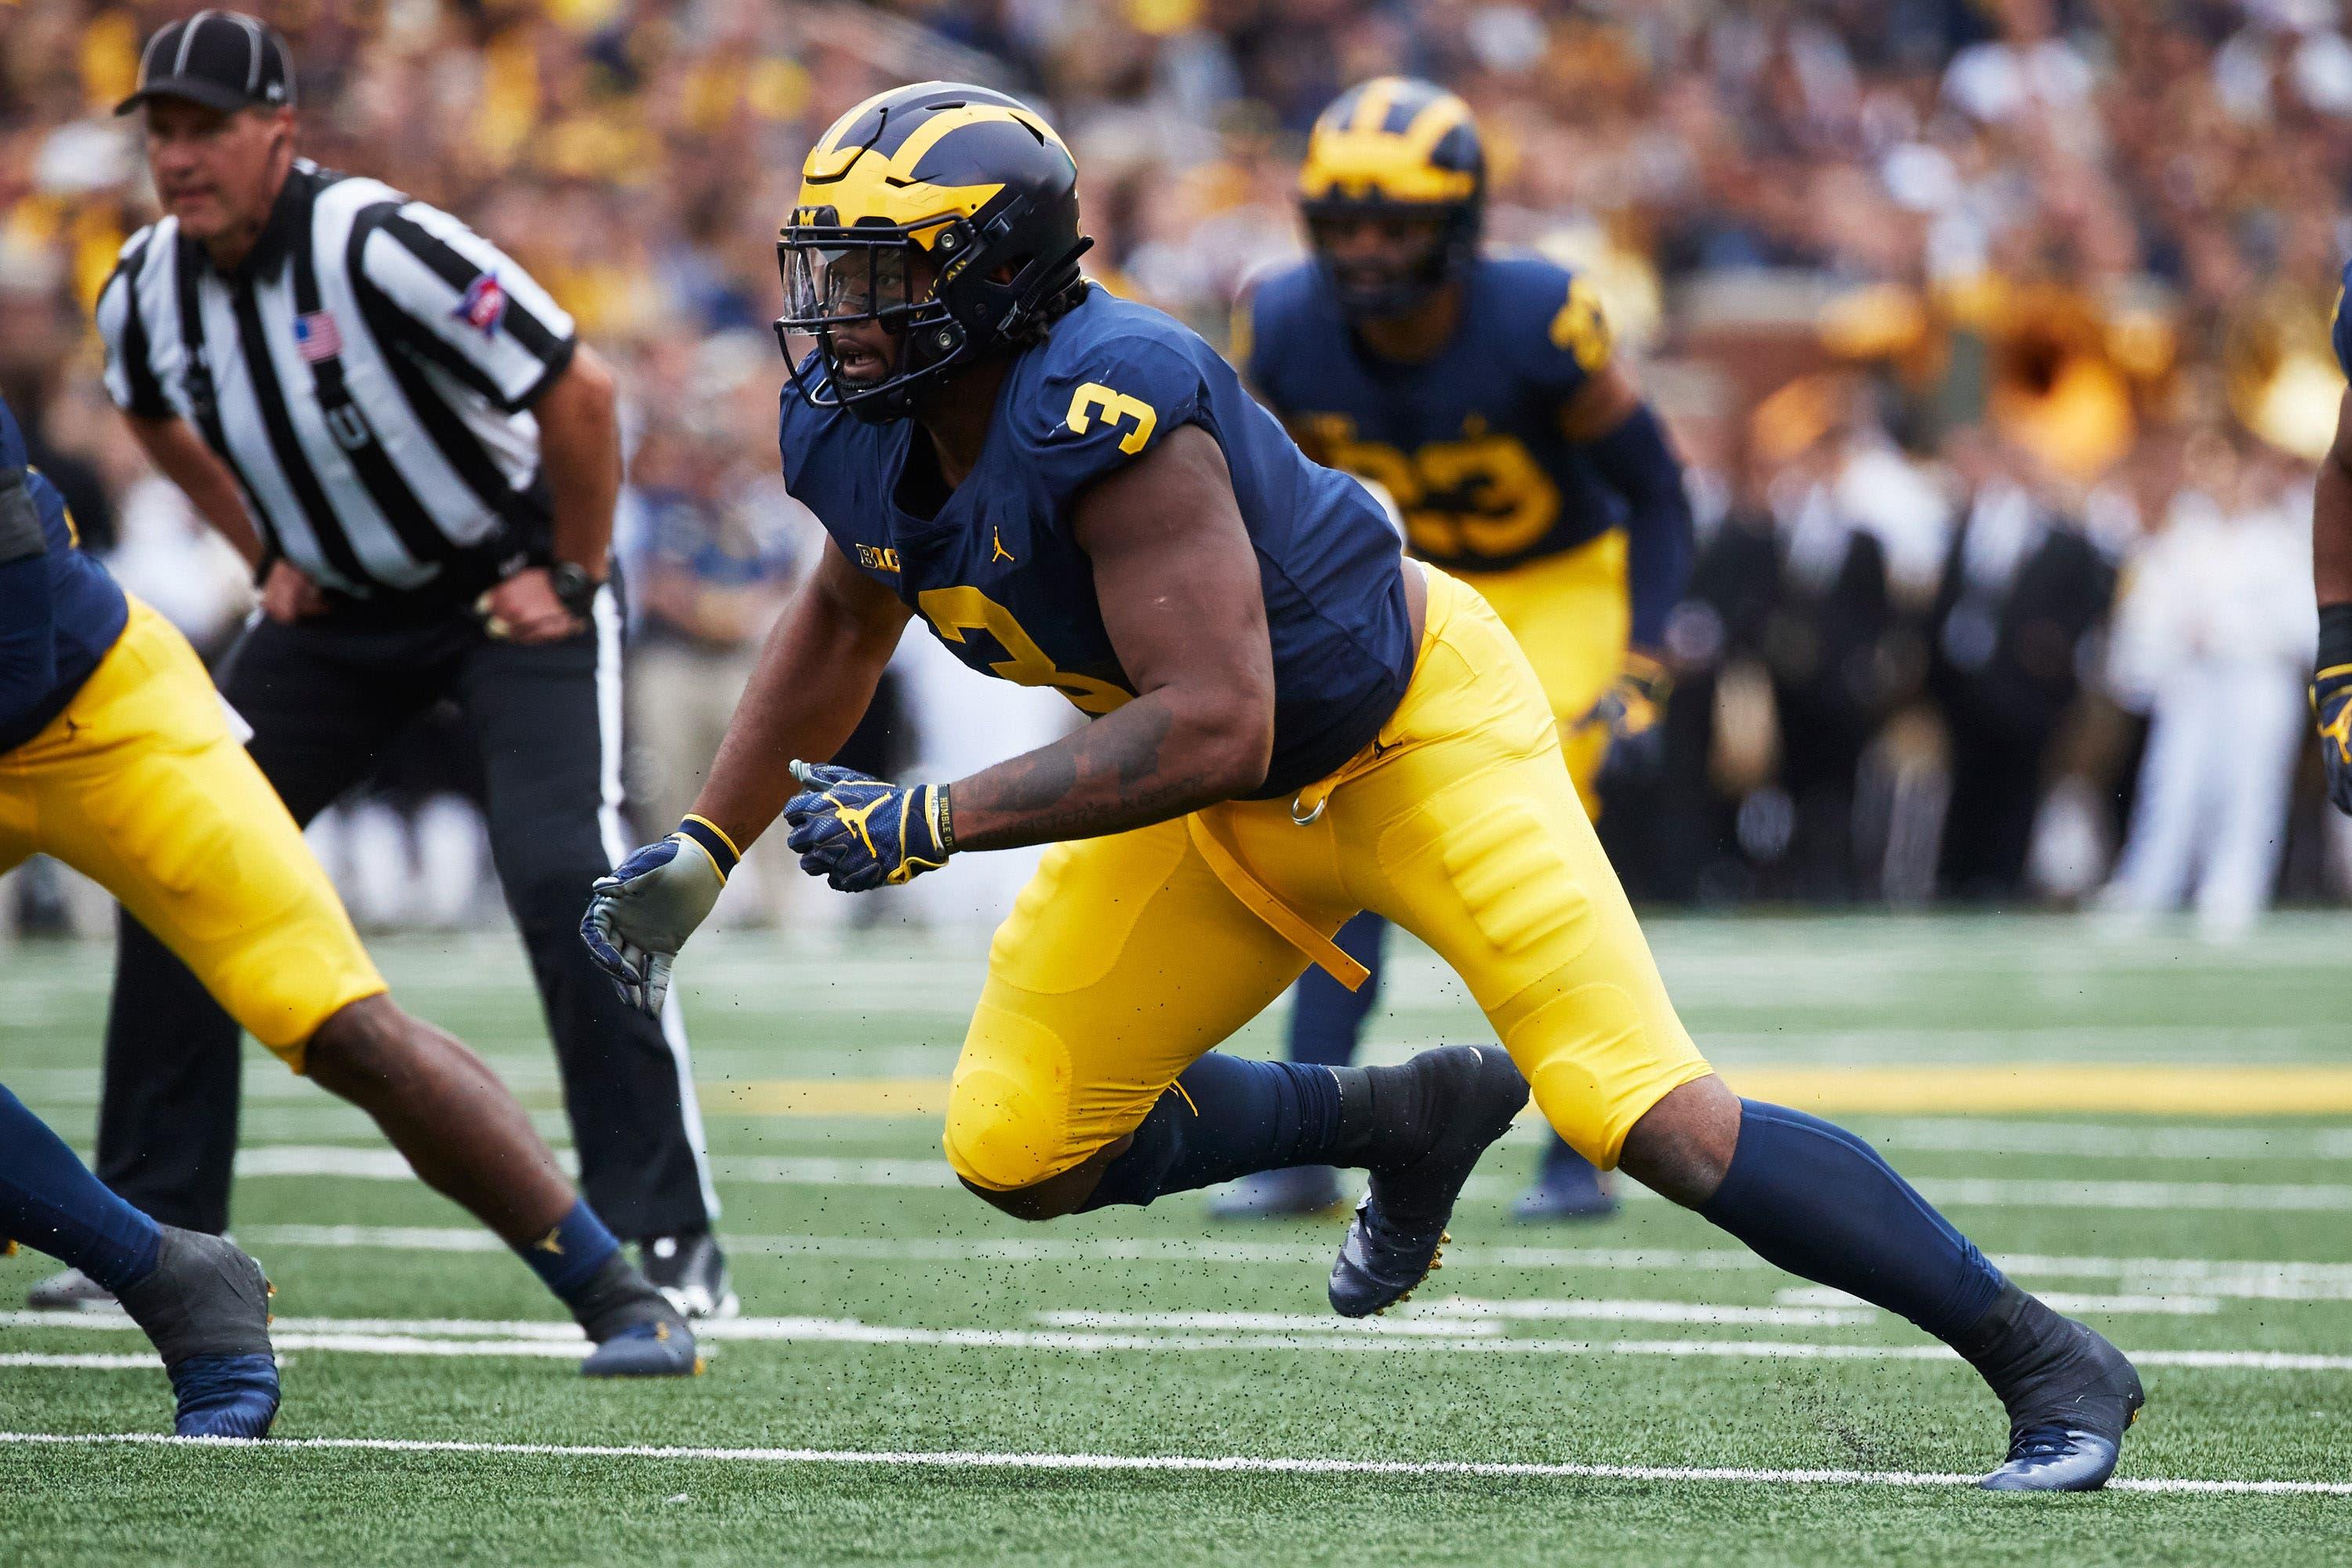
[{"x1": 37, "y1": 12, "x2": 733, "y2": 1316}]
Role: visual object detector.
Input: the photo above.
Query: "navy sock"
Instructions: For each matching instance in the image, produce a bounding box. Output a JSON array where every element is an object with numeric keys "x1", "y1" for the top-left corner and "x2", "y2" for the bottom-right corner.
[
  {"x1": 0, "y1": 1083, "x2": 160, "y2": 1294},
  {"x1": 1286, "y1": 912, "x2": 1388, "y2": 1069},
  {"x1": 514, "y1": 1198, "x2": 623, "y2": 1303},
  {"x1": 1700, "y1": 1099, "x2": 2007, "y2": 1342},
  {"x1": 1079, "y1": 1053, "x2": 1347, "y2": 1211}
]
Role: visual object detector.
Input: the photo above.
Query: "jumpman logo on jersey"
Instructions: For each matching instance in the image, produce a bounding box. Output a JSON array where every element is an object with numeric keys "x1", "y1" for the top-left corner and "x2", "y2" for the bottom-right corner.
[{"x1": 992, "y1": 529, "x2": 1015, "y2": 564}]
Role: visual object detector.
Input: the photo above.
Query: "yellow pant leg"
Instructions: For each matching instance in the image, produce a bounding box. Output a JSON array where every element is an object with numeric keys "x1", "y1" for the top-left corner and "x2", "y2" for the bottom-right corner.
[
  {"x1": 1454, "y1": 530, "x2": 1629, "y2": 813},
  {"x1": 0, "y1": 600, "x2": 384, "y2": 1065},
  {"x1": 944, "y1": 816, "x2": 1328, "y2": 1191},
  {"x1": 1323, "y1": 568, "x2": 1710, "y2": 1168}
]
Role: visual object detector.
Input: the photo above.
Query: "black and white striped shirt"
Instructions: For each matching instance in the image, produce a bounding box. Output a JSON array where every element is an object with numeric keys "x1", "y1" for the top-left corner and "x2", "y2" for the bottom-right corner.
[{"x1": 97, "y1": 160, "x2": 578, "y2": 601}]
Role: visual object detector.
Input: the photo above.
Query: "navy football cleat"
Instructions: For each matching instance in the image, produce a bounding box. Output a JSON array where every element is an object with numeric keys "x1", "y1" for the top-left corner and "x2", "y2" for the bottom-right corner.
[
  {"x1": 1209, "y1": 1165, "x2": 1345, "y2": 1221},
  {"x1": 581, "y1": 1316, "x2": 703, "y2": 1377},
  {"x1": 1329, "y1": 1044, "x2": 1527, "y2": 1318},
  {"x1": 114, "y1": 1227, "x2": 281, "y2": 1439},
  {"x1": 168, "y1": 1353, "x2": 282, "y2": 1439},
  {"x1": 1980, "y1": 1313, "x2": 2145, "y2": 1491}
]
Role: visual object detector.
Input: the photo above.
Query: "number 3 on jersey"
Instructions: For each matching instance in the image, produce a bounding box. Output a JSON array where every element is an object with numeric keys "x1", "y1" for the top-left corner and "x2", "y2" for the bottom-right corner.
[
  {"x1": 917, "y1": 585, "x2": 1131, "y2": 716},
  {"x1": 1066, "y1": 383, "x2": 1157, "y2": 454}
]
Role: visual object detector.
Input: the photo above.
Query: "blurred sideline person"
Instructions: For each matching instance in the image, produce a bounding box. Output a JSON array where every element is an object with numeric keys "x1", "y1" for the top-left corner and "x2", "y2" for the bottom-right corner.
[
  {"x1": 587, "y1": 82, "x2": 2144, "y2": 1491},
  {"x1": 46, "y1": 12, "x2": 732, "y2": 1319},
  {"x1": 1222, "y1": 79, "x2": 1693, "y2": 1221},
  {"x1": 2101, "y1": 448, "x2": 2314, "y2": 937},
  {"x1": 0, "y1": 390, "x2": 695, "y2": 1376},
  {"x1": 2312, "y1": 271, "x2": 2352, "y2": 819}
]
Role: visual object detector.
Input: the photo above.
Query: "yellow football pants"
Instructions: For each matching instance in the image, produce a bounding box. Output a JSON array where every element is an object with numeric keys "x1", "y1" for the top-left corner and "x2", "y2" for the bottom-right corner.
[
  {"x1": 944, "y1": 565, "x2": 1711, "y2": 1192},
  {"x1": 0, "y1": 598, "x2": 384, "y2": 1066},
  {"x1": 1454, "y1": 528, "x2": 1631, "y2": 815}
]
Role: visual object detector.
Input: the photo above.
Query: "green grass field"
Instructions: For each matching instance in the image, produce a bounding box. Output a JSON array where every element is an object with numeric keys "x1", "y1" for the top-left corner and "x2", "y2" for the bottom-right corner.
[{"x1": 3, "y1": 912, "x2": 2349, "y2": 1566}]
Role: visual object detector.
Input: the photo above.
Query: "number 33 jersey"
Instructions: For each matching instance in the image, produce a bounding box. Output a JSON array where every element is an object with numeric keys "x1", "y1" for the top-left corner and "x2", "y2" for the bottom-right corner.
[
  {"x1": 777, "y1": 284, "x2": 1417, "y2": 800},
  {"x1": 1241, "y1": 253, "x2": 1620, "y2": 575}
]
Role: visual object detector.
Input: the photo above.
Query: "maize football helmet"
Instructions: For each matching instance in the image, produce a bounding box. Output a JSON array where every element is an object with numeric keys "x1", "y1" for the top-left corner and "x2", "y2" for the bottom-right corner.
[
  {"x1": 776, "y1": 82, "x2": 1092, "y2": 423},
  {"x1": 1298, "y1": 77, "x2": 1485, "y2": 321}
]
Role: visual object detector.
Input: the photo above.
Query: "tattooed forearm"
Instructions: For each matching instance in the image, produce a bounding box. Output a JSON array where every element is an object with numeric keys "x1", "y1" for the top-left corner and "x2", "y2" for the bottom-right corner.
[{"x1": 948, "y1": 696, "x2": 1250, "y2": 851}]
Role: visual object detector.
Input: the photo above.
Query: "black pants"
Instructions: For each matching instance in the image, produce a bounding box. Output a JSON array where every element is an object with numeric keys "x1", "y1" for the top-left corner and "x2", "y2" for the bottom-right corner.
[{"x1": 93, "y1": 599, "x2": 715, "y2": 1239}]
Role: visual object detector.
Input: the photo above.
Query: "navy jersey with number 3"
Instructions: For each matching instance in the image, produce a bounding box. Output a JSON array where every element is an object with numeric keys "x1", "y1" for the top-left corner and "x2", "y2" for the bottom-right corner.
[
  {"x1": 1245, "y1": 254, "x2": 1619, "y2": 574},
  {"x1": 779, "y1": 285, "x2": 1416, "y2": 800}
]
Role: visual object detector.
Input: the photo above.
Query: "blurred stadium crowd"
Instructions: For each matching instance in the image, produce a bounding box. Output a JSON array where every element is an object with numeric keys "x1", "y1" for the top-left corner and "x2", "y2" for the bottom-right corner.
[{"x1": 4, "y1": 0, "x2": 2350, "y2": 938}]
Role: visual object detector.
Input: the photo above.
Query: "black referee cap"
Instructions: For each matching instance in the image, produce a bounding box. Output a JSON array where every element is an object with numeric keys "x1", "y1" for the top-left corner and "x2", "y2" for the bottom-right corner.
[{"x1": 116, "y1": 10, "x2": 294, "y2": 117}]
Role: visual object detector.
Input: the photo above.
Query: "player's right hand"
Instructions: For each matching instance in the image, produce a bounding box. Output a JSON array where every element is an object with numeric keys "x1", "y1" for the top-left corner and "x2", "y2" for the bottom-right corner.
[
  {"x1": 580, "y1": 817, "x2": 739, "y2": 1016},
  {"x1": 2317, "y1": 673, "x2": 2352, "y2": 817}
]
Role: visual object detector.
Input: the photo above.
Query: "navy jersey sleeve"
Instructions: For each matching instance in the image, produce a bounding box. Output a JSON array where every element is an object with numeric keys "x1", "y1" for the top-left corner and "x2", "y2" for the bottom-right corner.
[
  {"x1": 1021, "y1": 325, "x2": 1209, "y2": 509},
  {"x1": 1512, "y1": 262, "x2": 1614, "y2": 404},
  {"x1": 2334, "y1": 263, "x2": 2352, "y2": 381}
]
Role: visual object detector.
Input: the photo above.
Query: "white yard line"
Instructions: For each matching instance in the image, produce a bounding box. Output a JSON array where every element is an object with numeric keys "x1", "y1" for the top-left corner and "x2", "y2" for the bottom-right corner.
[
  {"x1": 1864, "y1": 1119, "x2": 2352, "y2": 1162},
  {"x1": 232, "y1": 1224, "x2": 2352, "y2": 1301},
  {"x1": 0, "y1": 1429, "x2": 2344, "y2": 1497},
  {"x1": 214, "y1": 1149, "x2": 2352, "y2": 1210},
  {"x1": 5, "y1": 1309, "x2": 2348, "y2": 1372},
  {"x1": 1775, "y1": 1288, "x2": 2222, "y2": 1317}
]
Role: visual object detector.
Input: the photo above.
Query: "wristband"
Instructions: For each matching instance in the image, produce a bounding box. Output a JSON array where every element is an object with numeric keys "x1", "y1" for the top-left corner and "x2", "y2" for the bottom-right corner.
[
  {"x1": 675, "y1": 814, "x2": 741, "y2": 882},
  {"x1": 933, "y1": 782, "x2": 956, "y2": 854},
  {"x1": 2319, "y1": 603, "x2": 2352, "y2": 691}
]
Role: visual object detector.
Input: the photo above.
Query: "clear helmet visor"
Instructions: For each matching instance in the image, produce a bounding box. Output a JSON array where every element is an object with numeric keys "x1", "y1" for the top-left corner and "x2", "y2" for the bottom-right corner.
[{"x1": 787, "y1": 241, "x2": 909, "y2": 321}]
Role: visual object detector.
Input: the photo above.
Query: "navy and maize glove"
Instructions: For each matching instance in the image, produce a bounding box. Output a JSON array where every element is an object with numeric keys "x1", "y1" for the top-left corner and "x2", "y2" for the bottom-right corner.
[
  {"x1": 2316, "y1": 604, "x2": 2352, "y2": 817},
  {"x1": 580, "y1": 815, "x2": 739, "y2": 1017},
  {"x1": 1579, "y1": 649, "x2": 1673, "y2": 784},
  {"x1": 782, "y1": 760, "x2": 953, "y2": 893}
]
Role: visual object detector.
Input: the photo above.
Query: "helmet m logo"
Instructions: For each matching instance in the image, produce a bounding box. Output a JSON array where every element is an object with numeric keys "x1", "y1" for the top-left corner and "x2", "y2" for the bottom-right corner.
[{"x1": 1065, "y1": 383, "x2": 1157, "y2": 456}]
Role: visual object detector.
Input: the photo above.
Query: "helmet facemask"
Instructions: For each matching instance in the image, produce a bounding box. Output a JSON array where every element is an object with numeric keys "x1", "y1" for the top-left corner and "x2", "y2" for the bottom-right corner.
[{"x1": 775, "y1": 200, "x2": 1091, "y2": 424}]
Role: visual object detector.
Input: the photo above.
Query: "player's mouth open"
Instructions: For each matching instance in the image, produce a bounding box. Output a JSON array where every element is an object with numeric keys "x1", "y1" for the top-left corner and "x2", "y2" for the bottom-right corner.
[{"x1": 833, "y1": 343, "x2": 889, "y2": 381}]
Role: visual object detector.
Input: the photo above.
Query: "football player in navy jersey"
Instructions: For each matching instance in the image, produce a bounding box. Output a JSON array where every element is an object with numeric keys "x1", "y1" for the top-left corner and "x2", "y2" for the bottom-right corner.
[
  {"x1": 2312, "y1": 267, "x2": 2352, "y2": 815},
  {"x1": 0, "y1": 391, "x2": 699, "y2": 1406},
  {"x1": 1221, "y1": 78, "x2": 1693, "y2": 1222},
  {"x1": 586, "y1": 81, "x2": 2143, "y2": 1490}
]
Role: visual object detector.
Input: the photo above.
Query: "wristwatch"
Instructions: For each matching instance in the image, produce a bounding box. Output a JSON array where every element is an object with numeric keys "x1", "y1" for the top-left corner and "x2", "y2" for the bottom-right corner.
[{"x1": 549, "y1": 561, "x2": 602, "y2": 620}]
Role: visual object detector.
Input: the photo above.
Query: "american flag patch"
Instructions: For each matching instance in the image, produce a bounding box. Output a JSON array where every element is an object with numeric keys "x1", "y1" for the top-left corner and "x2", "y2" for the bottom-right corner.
[
  {"x1": 293, "y1": 311, "x2": 343, "y2": 362},
  {"x1": 455, "y1": 273, "x2": 506, "y2": 336}
]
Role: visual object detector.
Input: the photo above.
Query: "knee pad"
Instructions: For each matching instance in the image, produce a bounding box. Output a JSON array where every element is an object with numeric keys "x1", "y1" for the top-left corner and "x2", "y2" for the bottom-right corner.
[
  {"x1": 942, "y1": 1004, "x2": 1078, "y2": 1192},
  {"x1": 1508, "y1": 981, "x2": 1650, "y2": 1169}
]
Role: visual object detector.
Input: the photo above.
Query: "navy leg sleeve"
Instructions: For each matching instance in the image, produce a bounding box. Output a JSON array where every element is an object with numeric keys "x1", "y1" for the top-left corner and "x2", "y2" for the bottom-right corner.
[
  {"x1": 1700, "y1": 1099, "x2": 2006, "y2": 1341},
  {"x1": 0, "y1": 1083, "x2": 160, "y2": 1294},
  {"x1": 1080, "y1": 1053, "x2": 1345, "y2": 1211}
]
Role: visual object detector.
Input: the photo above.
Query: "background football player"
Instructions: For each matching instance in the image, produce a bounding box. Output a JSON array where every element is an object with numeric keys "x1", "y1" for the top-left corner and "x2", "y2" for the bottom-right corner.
[
  {"x1": 0, "y1": 392, "x2": 696, "y2": 1380},
  {"x1": 1217, "y1": 78, "x2": 1693, "y2": 1222},
  {"x1": 587, "y1": 82, "x2": 2145, "y2": 1490},
  {"x1": 2312, "y1": 269, "x2": 2352, "y2": 815}
]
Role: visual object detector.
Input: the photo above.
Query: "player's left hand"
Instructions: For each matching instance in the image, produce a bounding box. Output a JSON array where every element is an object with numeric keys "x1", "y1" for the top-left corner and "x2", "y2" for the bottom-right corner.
[
  {"x1": 2316, "y1": 673, "x2": 2352, "y2": 816},
  {"x1": 581, "y1": 821, "x2": 735, "y2": 1015},
  {"x1": 782, "y1": 760, "x2": 953, "y2": 893},
  {"x1": 478, "y1": 568, "x2": 582, "y2": 644},
  {"x1": 1577, "y1": 649, "x2": 1672, "y2": 781}
]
